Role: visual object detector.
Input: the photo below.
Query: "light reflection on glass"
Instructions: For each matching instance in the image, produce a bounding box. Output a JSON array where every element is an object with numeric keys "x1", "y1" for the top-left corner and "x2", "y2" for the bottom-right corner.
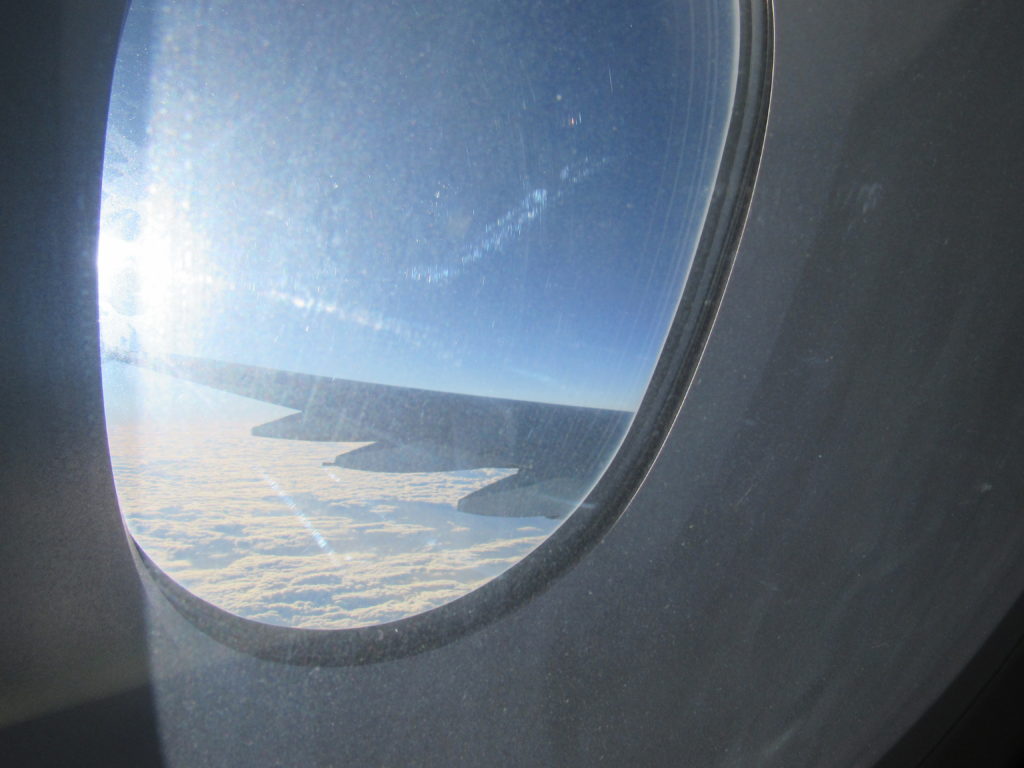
[{"x1": 99, "y1": 0, "x2": 739, "y2": 628}]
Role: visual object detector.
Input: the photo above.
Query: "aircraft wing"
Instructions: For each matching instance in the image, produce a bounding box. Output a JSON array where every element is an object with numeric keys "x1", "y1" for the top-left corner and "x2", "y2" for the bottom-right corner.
[{"x1": 108, "y1": 351, "x2": 631, "y2": 518}]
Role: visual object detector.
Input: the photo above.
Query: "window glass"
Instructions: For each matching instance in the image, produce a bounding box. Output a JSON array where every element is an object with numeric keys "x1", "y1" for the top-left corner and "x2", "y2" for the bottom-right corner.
[{"x1": 100, "y1": 0, "x2": 739, "y2": 628}]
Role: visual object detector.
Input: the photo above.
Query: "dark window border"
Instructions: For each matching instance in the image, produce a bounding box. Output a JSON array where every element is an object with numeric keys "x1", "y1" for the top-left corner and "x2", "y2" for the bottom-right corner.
[{"x1": 125, "y1": 0, "x2": 774, "y2": 667}]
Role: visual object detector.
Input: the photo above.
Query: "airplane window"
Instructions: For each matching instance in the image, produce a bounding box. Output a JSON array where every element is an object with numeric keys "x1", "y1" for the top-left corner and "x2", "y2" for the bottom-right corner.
[{"x1": 99, "y1": 0, "x2": 741, "y2": 632}]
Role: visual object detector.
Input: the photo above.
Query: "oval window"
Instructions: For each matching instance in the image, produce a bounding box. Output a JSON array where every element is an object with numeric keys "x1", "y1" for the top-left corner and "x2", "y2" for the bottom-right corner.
[{"x1": 100, "y1": 0, "x2": 746, "y2": 632}]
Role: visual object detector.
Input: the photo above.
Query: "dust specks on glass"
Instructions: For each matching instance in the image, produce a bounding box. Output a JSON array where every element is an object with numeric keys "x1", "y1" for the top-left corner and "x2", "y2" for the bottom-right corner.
[{"x1": 99, "y1": 0, "x2": 739, "y2": 629}]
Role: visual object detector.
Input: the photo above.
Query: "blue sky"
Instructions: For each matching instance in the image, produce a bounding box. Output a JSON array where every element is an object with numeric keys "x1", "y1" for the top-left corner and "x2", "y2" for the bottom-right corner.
[{"x1": 99, "y1": 0, "x2": 738, "y2": 414}]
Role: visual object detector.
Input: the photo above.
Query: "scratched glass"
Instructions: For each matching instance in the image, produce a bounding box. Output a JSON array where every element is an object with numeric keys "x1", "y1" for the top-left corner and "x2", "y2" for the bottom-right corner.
[{"x1": 99, "y1": 0, "x2": 739, "y2": 629}]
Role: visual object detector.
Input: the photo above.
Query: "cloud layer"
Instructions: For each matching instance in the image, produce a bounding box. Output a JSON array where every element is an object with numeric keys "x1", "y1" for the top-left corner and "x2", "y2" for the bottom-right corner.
[{"x1": 108, "y1": 420, "x2": 558, "y2": 629}]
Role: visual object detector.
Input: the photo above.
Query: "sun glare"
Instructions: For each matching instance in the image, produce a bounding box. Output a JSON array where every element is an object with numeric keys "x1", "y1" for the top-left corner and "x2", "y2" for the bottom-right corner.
[{"x1": 97, "y1": 206, "x2": 200, "y2": 358}]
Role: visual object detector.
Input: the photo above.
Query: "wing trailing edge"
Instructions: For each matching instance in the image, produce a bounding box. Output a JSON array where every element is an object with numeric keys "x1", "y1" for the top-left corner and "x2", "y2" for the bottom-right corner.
[{"x1": 108, "y1": 351, "x2": 630, "y2": 517}]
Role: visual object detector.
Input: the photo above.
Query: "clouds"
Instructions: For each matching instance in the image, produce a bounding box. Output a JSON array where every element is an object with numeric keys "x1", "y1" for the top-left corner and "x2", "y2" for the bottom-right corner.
[{"x1": 108, "y1": 419, "x2": 558, "y2": 629}]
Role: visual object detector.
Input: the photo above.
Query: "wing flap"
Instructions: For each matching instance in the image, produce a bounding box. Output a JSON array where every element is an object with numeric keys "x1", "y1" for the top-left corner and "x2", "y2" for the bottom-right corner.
[{"x1": 251, "y1": 411, "x2": 381, "y2": 442}]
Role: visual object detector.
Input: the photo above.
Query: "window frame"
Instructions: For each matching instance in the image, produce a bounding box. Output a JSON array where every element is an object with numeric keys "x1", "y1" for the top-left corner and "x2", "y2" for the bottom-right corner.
[{"x1": 117, "y1": 0, "x2": 774, "y2": 666}]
